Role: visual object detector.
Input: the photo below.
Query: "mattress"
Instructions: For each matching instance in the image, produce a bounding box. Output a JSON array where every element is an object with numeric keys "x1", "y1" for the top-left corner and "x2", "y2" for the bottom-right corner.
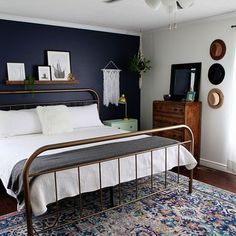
[{"x1": 0, "y1": 125, "x2": 197, "y2": 216}]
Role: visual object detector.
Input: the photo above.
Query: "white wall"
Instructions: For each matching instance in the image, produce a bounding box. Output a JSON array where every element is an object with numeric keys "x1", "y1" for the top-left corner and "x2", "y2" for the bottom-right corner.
[{"x1": 141, "y1": 14, "x2": 236, "y2": 172}]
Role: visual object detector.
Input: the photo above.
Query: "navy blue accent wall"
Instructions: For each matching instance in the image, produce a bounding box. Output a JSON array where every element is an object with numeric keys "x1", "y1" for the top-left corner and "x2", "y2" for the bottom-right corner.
[{"x1": 0, "y1": 20, "x2": 140, "y2": 121}]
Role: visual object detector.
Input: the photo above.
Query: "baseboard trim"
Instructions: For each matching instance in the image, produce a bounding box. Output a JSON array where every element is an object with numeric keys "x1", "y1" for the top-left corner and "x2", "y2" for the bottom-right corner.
[{"x1": 200, "y1": 158, "x2": 232, "y2": 173}]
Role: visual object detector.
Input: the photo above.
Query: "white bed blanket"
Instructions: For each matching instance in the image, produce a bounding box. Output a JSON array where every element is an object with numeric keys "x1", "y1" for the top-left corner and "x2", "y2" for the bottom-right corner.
[{"x1": 0, "y1": 126, "x2": 197, "y2": 216}]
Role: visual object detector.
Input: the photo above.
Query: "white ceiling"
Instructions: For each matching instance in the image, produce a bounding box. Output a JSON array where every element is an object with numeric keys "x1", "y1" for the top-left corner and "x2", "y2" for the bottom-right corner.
[{"x1": 0, "y1": 0, "x2": 236, "y2": 33}]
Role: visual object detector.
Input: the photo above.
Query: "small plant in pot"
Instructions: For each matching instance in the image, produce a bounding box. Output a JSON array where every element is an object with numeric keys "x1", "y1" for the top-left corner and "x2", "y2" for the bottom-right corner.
[
  {"x1": 128, "y1": 51, "x2": 151, "y2": 88},
  {"x1": 24, "y1": 75, "x2": 36, "y2": 93},
  {"x1": 128, "y1": 51, "x2": 151, "y2": 75}
]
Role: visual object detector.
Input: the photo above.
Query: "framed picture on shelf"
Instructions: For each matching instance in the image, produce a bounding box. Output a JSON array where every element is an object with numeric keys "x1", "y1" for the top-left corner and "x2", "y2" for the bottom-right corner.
[
  {"x1": 47, "y1": 50, "x2": 71, "y2": 80},
  {"x1": 186, "y1": 91, "x2": 196, "y2": 102},
  {"x1": 7, "y1": 63, "x2": 26, "y2": 81},
  {"x1": 38, "y1": 66, "x2": 51, "y2": 81}
]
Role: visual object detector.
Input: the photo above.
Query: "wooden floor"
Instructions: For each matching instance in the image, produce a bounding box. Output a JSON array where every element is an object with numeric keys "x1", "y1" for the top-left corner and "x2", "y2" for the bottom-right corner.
[
  {"x1": 178, "y1": 165, "x2": 236, "y2": 193},
  {"x1": 0, "y1": 165, "x2": 236, "y2": 216}
]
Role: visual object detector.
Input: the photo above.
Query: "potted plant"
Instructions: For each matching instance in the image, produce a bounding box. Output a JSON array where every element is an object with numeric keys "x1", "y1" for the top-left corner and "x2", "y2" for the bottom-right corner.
[
  {"x1": 128, "y1": 51, "x2": 151, "y2": 89},
  {"x1": 24, "y1": 75, "x2": 36, "y2": 93},
  {"x1": 128, "y1": 51, "x2": 151, "y2": 75}
]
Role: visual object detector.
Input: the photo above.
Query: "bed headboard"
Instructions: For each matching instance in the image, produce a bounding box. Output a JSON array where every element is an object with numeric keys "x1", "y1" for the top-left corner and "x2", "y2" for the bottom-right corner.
[{"x1": 0, "y1": 88, "x2": 100, "y2": 111}]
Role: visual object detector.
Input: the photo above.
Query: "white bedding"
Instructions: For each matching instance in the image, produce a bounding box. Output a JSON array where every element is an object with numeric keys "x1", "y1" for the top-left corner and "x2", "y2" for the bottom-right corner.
[{"x1": 0, "y1": 125, "x2": 197, "y2": 216}]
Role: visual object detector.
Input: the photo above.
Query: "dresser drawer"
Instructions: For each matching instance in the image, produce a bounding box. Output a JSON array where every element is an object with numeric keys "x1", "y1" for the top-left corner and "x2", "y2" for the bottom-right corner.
[
  {"x1": 103, "y1": 119, "x2": 138, "y2": 132},
  {"x1": 153, "y1": 115, "x2": 185, "y2": 127},
  {"x1": 157, "y1": 130, "x2": 184, "y2": 142},
  {"x1": 112, "y1": 121, "x2": 137, "y2": 131},
  {"x1": 153, "y1": 101, "x2": 185, "y2": 115}
]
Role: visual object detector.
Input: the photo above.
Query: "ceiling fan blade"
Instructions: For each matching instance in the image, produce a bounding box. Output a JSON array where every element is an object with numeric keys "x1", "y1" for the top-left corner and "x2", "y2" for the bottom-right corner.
[
  {"x1": 145, "y1": 0, "x2": 162, "y2": 10},
  {"x1": 177, "y1": 0, "x2": 194, "y2": 9},
  {"x1": 176, "y1": 1, "x2": 182, "y2": 9},
  {"x1": 161, "y1": 0, "x2": 176, "y2": 7},
  {"x1": 104, "y1": 0, "x2": 123, "y2": 2}
]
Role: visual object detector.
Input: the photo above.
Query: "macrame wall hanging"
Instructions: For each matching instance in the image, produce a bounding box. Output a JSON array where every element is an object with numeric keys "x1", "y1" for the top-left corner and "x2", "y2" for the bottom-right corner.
[{"x1": 102, "y1": 61, "x2": 121, "y2": 107}]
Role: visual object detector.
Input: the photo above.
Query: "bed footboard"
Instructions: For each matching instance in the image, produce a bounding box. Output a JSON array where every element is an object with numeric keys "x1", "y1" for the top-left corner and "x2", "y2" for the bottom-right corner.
[{"x1": 22, "y1": 125, "x2": 195, "y2": 235}]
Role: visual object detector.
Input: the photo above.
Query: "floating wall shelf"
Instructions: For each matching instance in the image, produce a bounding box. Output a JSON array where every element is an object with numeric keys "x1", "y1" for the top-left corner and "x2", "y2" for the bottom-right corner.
[{"x1": 6, "y1": 80, "x2": 79, "y2": 85}]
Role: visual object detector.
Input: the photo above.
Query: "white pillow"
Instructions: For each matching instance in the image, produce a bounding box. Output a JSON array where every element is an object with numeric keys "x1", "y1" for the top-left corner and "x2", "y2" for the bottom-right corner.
[
  {"x1": 0, "y1": 108, "x2": 41, "y2": 138},
  {"x1": 69, "y1": 104, "x2": 103, "y2": 128},
  {"x1": 36, "y1": 105, "x2": 73, "y2": 135}
]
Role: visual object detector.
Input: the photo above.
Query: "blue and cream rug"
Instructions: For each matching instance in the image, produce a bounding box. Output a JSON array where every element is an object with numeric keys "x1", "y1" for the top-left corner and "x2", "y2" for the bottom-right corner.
[{"x1": 0, "y1": 172, "x2": 236, "y2": 235}]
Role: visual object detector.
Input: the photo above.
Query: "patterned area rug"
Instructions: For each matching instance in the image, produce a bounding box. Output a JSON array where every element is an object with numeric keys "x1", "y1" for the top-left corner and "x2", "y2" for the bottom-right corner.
[{"x1": 0, "y1": 172, "x2": 236, "y2": 235}]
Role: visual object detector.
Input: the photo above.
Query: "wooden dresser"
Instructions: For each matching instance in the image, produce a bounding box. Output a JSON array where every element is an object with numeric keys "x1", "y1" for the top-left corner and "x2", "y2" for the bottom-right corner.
[{"x1": 153, "y1": 100, "x2": 201, "y2": 163}]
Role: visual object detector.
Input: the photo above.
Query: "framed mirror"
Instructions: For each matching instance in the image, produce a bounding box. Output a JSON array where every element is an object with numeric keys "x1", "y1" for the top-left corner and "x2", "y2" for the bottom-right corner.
[{"x1": 169, "y1": 62, "x2": 202, "y2": 101}]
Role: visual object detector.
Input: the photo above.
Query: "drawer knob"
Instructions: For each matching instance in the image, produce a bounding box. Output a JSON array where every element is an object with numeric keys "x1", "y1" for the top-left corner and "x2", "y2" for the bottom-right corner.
[{"x1": 130, "y1": 126, "x2": 133, "y2": 128}]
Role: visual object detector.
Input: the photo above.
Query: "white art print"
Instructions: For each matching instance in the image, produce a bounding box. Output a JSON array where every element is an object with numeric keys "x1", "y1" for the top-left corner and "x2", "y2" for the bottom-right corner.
[
  {"x1": 47, "y1": 51, "x2": 71, "y2": 80},
  {"x1": 38, "y1": 66, "x2": 51, "y2": 81},
  {"x1": 7, "y1": 63, "x2": 26, "y2": 81}
]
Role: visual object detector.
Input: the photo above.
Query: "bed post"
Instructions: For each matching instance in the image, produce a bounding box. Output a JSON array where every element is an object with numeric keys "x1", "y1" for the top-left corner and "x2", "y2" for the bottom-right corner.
[
  {"x1": 23, "y1": 152, "x2": 37, "y2": 236},
  {"x1": 109, "y1": 187, "x2": 114, "y2": 207},
  {"x1": 188, "y1": 125, "x2": 195, "y2": 194},
  {"x1": 23, "y1": 171, "x2": 34, "y2": 236},
  {"x1": 189, "y1": 169, "x2": 193, "y2": 194}
]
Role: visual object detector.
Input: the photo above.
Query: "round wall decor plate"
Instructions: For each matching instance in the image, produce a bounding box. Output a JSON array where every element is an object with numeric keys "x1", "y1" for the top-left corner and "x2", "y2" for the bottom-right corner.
[
  {"x1": 210, "y1": 39, "x2": 226, "y2": 60},
  {"x1": 208, "y1": 63, "x2": 225, "y2": 85},
  {"x1": 207, "y1": 88, "x2": 224, "y2": 109}
]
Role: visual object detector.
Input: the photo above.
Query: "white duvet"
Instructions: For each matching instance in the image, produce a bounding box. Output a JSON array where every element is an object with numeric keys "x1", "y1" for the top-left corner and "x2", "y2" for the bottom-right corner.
[{"x1": 0, "y1": 125, "x2": 197, "y2": 216}]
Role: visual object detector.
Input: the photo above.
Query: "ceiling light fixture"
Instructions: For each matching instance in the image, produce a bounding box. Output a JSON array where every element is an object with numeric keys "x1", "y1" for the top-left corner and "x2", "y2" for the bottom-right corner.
[
  {"x1": 177, "y1": 0, "x2": 194, "y2": 9},
  {"x1": 147, "y1": 0, "x2": 194, "y2": 30},
  {"x1": 144, "y1": 0, "x2": 194, "y2": 10},
  {"x1": 105, "y1": 0, "x2": 194, "y2": 30},
  {"x1": 161, "y1": 0, "x2": 178, "y2": 30},
  {"x1": 144, "y1": 0, "x2": 162, "y2": 10}
]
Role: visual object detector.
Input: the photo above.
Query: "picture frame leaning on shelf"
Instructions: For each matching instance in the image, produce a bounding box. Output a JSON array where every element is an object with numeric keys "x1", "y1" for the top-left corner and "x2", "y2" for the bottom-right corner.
[
  {"x1": 47, "y1": 50, "x2": 71, "y2": 81},
  {"x1": 7, "y1": 63, "x2": 26, "y2": 81}
]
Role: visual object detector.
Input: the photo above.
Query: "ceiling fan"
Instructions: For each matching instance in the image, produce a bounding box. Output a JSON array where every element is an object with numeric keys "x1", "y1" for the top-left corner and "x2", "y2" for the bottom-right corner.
[{"x1": 105, "y1": 0, "x2": 194, "y2": 12}]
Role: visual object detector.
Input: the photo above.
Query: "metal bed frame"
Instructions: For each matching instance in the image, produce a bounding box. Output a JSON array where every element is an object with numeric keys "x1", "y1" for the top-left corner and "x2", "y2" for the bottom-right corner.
[{"x1": 0, "y1": 89, "x2": 194, "y2": 235}]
